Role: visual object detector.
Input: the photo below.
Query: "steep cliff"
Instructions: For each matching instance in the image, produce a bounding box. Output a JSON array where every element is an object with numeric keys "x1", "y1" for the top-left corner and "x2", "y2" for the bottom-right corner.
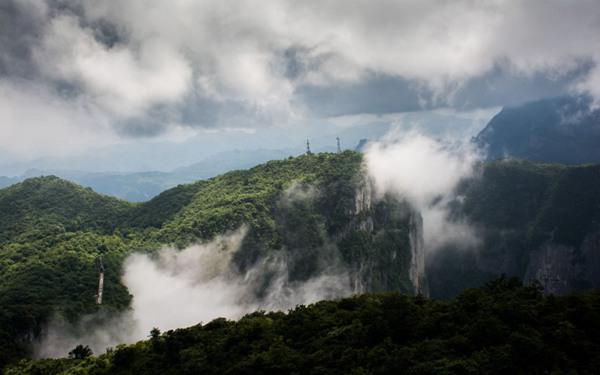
[
  {"x1": 408, "y1": 212, "x2": 427, "y2": 295},
  {"x1": 429, "y1": 160, "x2": 600, "y2": 297}
]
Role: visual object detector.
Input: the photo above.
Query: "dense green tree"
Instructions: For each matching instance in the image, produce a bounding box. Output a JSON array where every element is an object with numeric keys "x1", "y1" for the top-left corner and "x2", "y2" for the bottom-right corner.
[
  {"x1": 68, "y1": 345, "x2": 92, "y2": 360},
  {"x1": 7, "y1": 278, "x2": 600, "y2": 375}
]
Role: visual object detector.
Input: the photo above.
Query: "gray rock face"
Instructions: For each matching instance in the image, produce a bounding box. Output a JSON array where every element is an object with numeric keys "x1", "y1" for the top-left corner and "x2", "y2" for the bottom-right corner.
[
  {"x1": 427, "y1": 161, "x2": 600, "y2": 298},
  {"x1": 351, "y1": 177, "x2": 428, "y2": 295},
  {"x1": 524, "y1": 243, "x2": 577, "y2": 294},
  {"x1": 409, "y1": 212, "x2": 428, "y2": 296},
  {"x1": 524, "y1": 231, "x2": 600, "y2": 294},
  {"x1": 582, "y1": 232, "x2": 600, "y2": 286},
  {"x1": 354, "y1": 180, "x2": 374, "y2": 232}
]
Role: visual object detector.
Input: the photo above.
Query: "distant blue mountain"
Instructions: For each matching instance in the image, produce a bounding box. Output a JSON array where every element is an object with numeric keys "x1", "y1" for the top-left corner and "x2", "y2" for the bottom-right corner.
[
  {"x1": 475, "y1": 96, "x2": 600, "y2": 164},
  {"x1": 0, "y1": 149, "x2": 296, "y2": 201},
  {"x1": 0, "y1": 176, "x2": 18, "y2": 190}
]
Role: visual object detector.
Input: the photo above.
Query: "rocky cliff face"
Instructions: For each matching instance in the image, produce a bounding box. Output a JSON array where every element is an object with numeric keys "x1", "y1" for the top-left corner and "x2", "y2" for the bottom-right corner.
[
  {"x1": 524, "y1": 230, "x2": 600, "y2": 294},
  {"x1": 350, "y1": 177, "x2": 427, "y2": 295},
  {"x1": 233, "y1": 173, "x2": 425, "y2": 297},
  {"x1": 427, "y1": 161, "x2": 600, "y2": 298},
  {"x1": 524, "y1": 243, "x2": 578, "y2": 295},
  {"x1": 408, "y1": 213, "x2": 428, "y2": 296},
  {"x1": 353, "y1": 178, "x2": 374, "y2": 232}
]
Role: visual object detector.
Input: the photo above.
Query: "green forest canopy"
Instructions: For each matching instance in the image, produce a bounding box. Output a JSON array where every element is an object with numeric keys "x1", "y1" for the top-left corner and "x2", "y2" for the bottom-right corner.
[{"x1": 8, "y1": 277, "x2": 600, "y2": 375}]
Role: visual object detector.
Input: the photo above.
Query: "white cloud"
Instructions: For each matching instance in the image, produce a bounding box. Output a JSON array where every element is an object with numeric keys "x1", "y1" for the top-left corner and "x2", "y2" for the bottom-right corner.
[
  {"x1": 35, "y1": 227, "x2": 354, "y2": 358},
  {"x1": 77, "y1": 0, "x2": 600, "y2": 104},
  {"x1": 365, "y1": 131, "x2": 481, "y2": 250},
  {"x1": 0, "y1": 80, "x2": 117, "y2": 160},
  {"x1": 34, "y1": 15, "x2": 192, "y2": 117},
  {"x1": 2, "y1": 0, "x2": 600, "y2": 159},
  {"x1": 365, "y1": 131, "x2": 479, "y2": 208}
]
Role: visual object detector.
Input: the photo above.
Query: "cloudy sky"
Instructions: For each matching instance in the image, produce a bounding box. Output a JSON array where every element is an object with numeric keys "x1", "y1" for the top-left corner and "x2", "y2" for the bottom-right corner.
[{"x1": 1, "y1": 0, "x2": 599, "y2": 172}]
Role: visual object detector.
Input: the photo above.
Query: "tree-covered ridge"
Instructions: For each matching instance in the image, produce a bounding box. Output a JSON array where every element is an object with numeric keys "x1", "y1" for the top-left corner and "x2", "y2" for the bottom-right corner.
[
  {"x1": 0, "y1": 152, "x2": 367, "y2": 246},
  {"x1": 141, "y1": 152, "x2": 366, "y2": 244},
  {"x1": 467, "y1": 160, "x2": 600, "y2": 251},
  {"x1": 0, "y1": 151, "x2": 419, "y2": 370},
  {"x1": 0, "y1": 176, "x2": 133, "y2": 244},
  {"x1": 0, "y1": 177, "x2": 141, "y2": 368},
  {"x1": 9, "y1": 278, "x2": 600, "y2": 375}
]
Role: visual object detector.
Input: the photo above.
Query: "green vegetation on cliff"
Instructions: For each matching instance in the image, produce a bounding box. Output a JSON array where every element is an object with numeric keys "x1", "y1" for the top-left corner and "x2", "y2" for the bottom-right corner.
[{"x1": 0, "y1": 151, "x2": 417, "y2": 370}]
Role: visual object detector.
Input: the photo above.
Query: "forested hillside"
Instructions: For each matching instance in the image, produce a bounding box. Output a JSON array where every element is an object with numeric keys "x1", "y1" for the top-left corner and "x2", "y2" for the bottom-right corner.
[
  {"x1": 0, "y1": 152, "x2": 419, "y2": 370},
  {"x1": 0, "y1": 177, "x2": 135, "y2": 242},
  {"x1": 8, "y1": 278, "x2": 600, "y2": 375},
  {"x1": 3, "y1": 152, "x2": 600, "y2": 372},
  {"x1": 430, "y1": 160, "x2": 600, "y2": 297}
]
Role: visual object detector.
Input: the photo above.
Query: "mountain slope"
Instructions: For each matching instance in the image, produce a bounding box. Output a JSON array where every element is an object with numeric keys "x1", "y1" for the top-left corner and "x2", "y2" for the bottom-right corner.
[
  {"x1": 475, "y1": 96, "x2": 600, "y2": 164},
  {"x1": 0, "y1": 152, "x2": 421, "y2": 369},
  {"x1": 3, "y1": 152, "x2": 600, "y2": 369},
  {"x1": 429, "y1": 160, "x2": 600, "y2": 297},
  {"x1": 0, "y1": 176, "x2": 133, "y2": 244},
  {"x1": 128, "y1": 152, "x2": 420, "y2": 292}
]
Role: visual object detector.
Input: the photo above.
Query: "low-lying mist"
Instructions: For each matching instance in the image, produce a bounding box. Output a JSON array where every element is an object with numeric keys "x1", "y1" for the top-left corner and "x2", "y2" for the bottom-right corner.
[{"x1": 36, "y1": 227, "x2": 355, "y2": 358}]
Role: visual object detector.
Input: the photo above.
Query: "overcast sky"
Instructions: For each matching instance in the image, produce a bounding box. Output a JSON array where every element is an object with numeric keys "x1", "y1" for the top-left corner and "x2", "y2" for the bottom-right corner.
[{"x1": 1, "y1": 0, "x2": 599, "y2": 171}]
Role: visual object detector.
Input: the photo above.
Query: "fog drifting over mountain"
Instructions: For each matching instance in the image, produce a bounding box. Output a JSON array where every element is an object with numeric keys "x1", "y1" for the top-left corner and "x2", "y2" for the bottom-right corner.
[
  {"x1": 365, "y1": 132, "x2": 482, "y2": 252},
  {"x1": 36, "y1": 226, "x2": 355, "y2": 358}
]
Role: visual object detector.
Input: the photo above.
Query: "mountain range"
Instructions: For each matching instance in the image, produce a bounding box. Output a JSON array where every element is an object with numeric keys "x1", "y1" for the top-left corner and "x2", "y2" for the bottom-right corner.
[
  {"x1": 2, "y1": 95, "x2": 600, "y2": 371},
  {"x1": 0, "y1": 149, "x2": 297, "y2": 202},
  {"x1": 0, "y1": 152, "x2": 422, "y2": 369},
  {"x1": 0, "y1": 106, "x2": 495, "y2": 202},
  {"x1": 2, "y1": 150, "x2": 600, "y2": 370}
]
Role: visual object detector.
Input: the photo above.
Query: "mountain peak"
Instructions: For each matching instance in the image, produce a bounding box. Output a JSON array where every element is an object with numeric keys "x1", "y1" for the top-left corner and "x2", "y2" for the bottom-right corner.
[{"x1": 475, "y1": 95, "x2": 600, "y2": 164}]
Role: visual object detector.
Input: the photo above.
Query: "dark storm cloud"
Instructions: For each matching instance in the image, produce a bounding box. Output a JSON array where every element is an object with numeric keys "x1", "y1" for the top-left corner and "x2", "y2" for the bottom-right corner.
[
  {"x1": 297, "y1": 62, "x2": 593, "y2": 117},
  {"x1": 0, "y1": 0, "x2": 122, "y2": 77},
  {"x1": 452, "y1": 62, "x2": 594, "y2": 109},
  {"x1": 296, "y1": 75, "x2": 427, "y2": 117},
  {"x1": 1, "y1": 0, "x2": 600, "y2": 160},
  {"x1": 0, "y1": 0, "x2": 45, "y2": 77}
]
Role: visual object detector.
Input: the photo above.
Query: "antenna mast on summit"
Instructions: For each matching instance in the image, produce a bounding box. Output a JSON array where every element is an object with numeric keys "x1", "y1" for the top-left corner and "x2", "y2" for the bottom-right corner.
[
  {"x1": 306, "y1": 139, "x2": 312, "y2": 155},
  {"x1": 336, "y1": 137, "x2": 341, "y2": 153},
  {"x1": 96, "y1": 257, "x2": 104, "y2": 305}
]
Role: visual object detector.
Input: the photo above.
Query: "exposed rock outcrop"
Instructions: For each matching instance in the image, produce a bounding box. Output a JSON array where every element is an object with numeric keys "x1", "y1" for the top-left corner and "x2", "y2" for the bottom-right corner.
[
  {"x1": 409, "y1": 212, "x2": 428, "y2": 296},
  {"x1": 524, "y1": 231, "x2": 600, "y2": 294}
]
